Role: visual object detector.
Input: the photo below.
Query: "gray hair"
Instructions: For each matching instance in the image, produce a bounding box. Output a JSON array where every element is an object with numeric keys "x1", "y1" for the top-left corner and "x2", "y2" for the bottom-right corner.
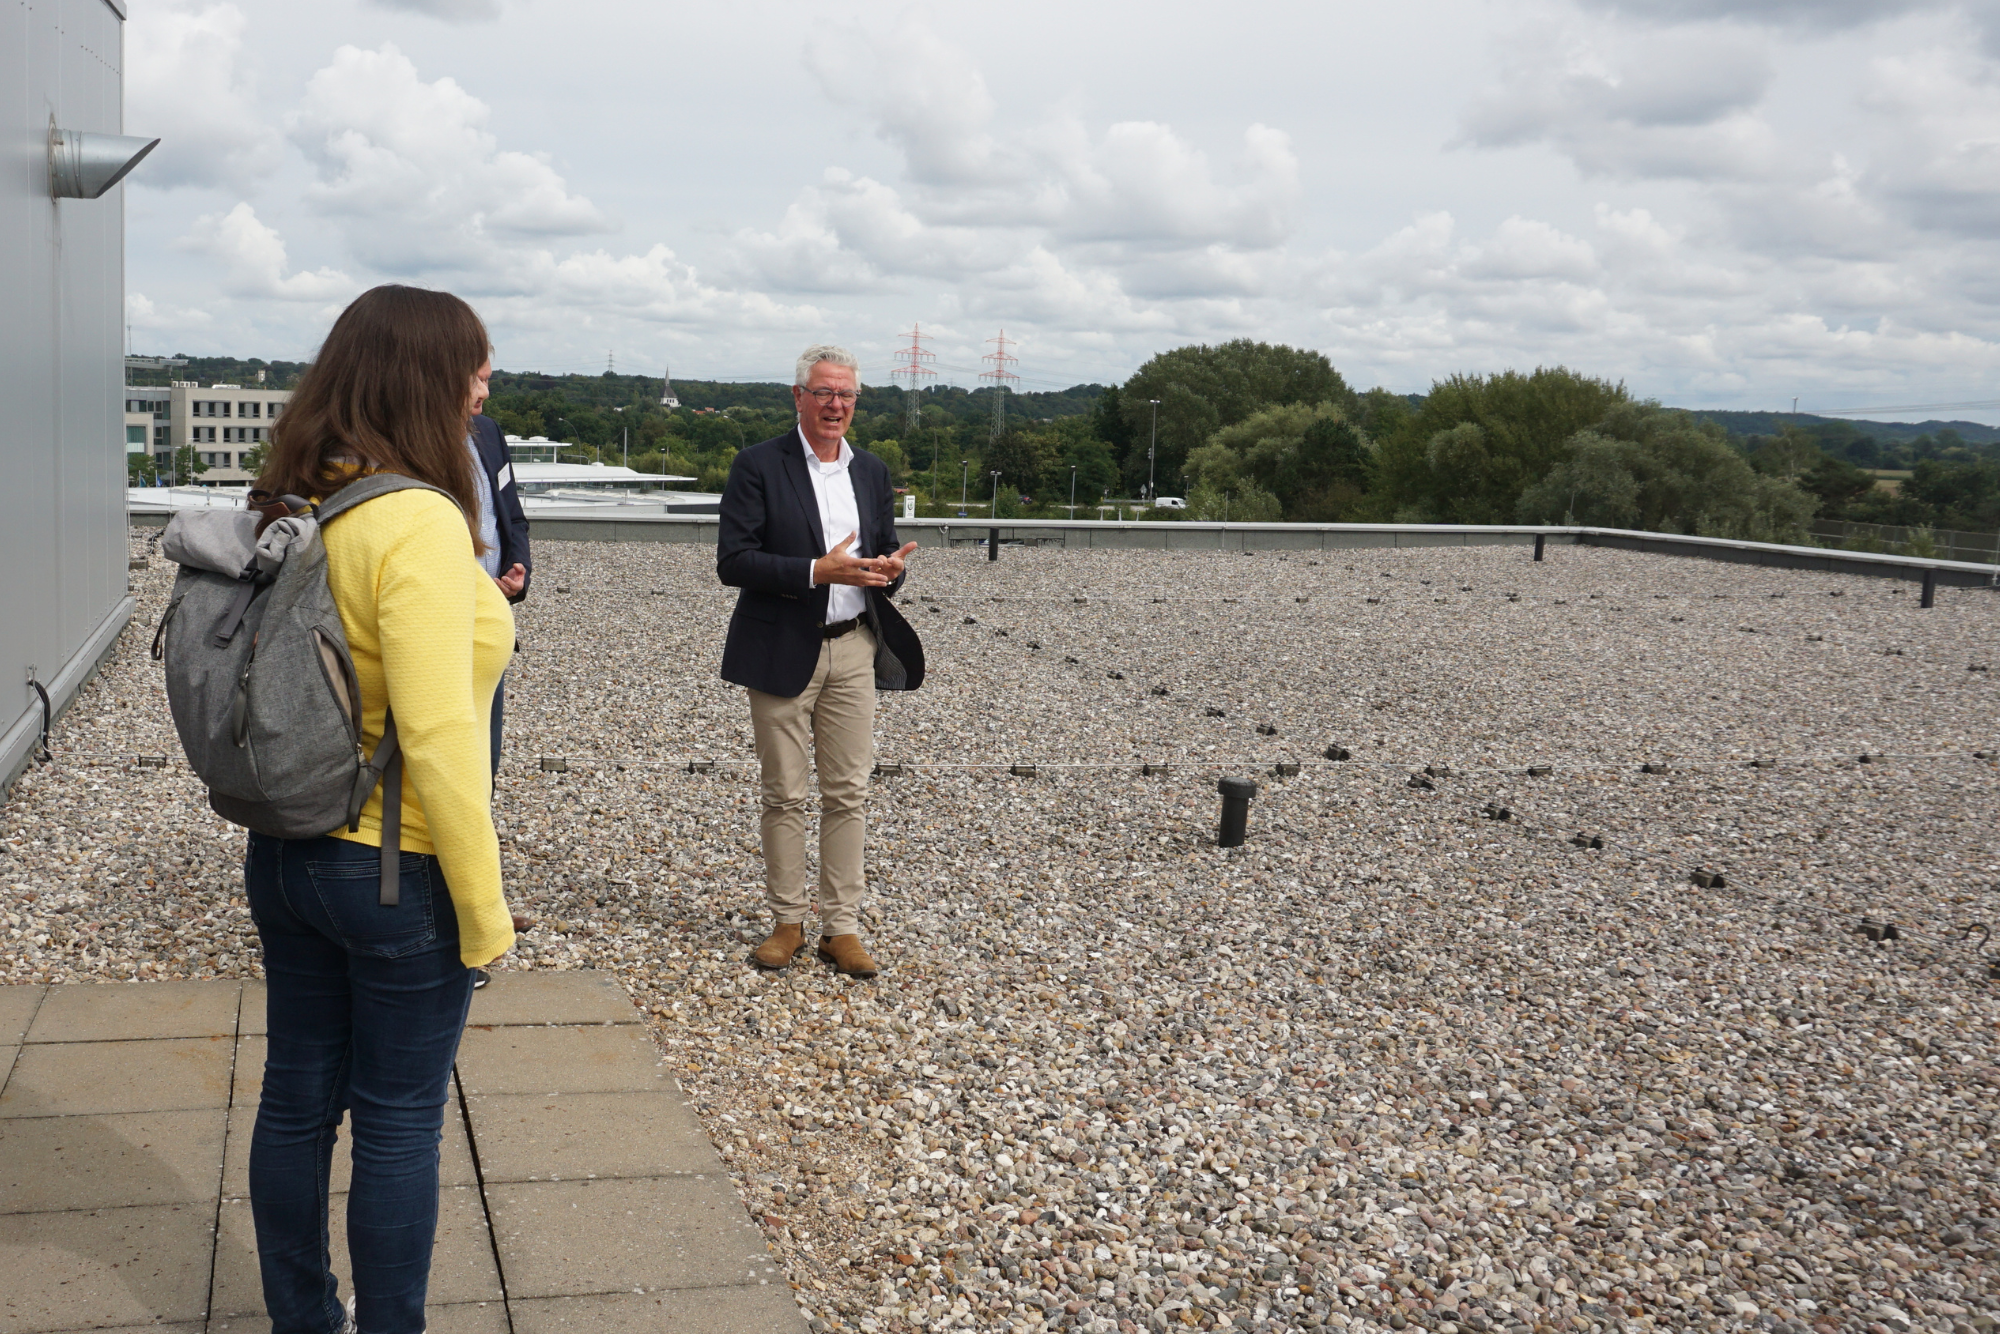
[{"x1": 795, "y1": 344, "x2": 860, "y2": 386}]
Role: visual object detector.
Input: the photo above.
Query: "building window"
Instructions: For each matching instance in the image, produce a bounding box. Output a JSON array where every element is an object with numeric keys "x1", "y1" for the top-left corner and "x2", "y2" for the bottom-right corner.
[
  {"x1": 127, "y1": 425, "x2": 147, "y2": 449},
  {"x1": 241, "y1": 401, "x2": 261, "y2": 419}
]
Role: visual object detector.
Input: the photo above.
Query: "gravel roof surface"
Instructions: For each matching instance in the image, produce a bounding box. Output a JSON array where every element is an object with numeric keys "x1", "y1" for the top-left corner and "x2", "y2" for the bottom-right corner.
[{"x1": 3, "y1": 531, "x2": 1998, "y2": 1334}]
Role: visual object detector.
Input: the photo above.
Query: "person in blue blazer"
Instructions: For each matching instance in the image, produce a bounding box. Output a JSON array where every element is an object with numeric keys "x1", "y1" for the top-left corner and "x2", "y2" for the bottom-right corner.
[
  {"x1": 468, "y1": 377, "x2": 531, "y2": 787},
  {"x1": 716, "y1": 345, "x2": 924, "y2": 980}
]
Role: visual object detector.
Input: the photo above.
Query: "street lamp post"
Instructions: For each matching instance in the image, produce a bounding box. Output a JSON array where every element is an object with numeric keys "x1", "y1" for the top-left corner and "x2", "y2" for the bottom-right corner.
[
  {"x1": 990, "y1": 469, "x2": 1001, "y2": 515},
  {"x1": 1069, "y1": 465, "x2": 1077, "y2": 519},
  {"x1": 1147, "y1": 398, "x2": 1161, "y2": 500},
  {"x1": 959, "y1": 459, "x2": 970, "y2": 516}
]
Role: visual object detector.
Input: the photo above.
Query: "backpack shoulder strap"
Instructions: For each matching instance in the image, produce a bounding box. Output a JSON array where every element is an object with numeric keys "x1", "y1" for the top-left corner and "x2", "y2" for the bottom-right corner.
[{"x1": 316, "y1": 472, "x2": 461, "y2": 525}]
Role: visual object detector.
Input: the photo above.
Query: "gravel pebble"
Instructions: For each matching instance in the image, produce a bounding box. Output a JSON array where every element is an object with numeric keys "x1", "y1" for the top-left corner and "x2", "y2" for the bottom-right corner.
[{"x1": 3, "y1": 531, "x2": 1998, "y2": 1334}]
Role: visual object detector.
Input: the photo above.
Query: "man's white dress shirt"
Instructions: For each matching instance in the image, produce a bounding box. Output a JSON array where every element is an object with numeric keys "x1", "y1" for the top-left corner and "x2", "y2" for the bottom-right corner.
[
  {"x1": 465, "y1": 434, "x2": 501, "y2": 579},
  {"x1": 800, "y1": 426, "x2": 864, "y2": 624}
]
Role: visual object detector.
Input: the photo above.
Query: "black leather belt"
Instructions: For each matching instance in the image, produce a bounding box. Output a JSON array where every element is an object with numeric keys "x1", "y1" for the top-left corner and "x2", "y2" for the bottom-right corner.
[{"x1": 822, "y1": 618, "x2": 861, "y2": 639}]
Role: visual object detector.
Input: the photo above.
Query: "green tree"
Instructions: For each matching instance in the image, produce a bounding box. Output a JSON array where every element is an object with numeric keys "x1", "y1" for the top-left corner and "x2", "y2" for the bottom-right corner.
[
  {"x1": 1181, "y1": 400, "x2": 1369, "y2": 519},
  {"x1": 127, "y1": 452, "x2": 158, "y2": 485},
  {"x1": 1750, "y1": 426, "x2": 1821, "y2": 484},
  {"x1": 1374, "y1": 367, "x2": 1628, "y2": 523},
  {"x1": 1901, "y1": 457, "x2": 2000, "y2": 530},
  {"x1": 1039, "y1": 417, "x2": 1118, "y2": 507},
  {"x1": 985, "y1": 430, "x2": 1047, "y2": 499},
  {"x1": 1118, "y1": 341, "x2": 1353, "y2": 494},
  {"x1": 867, "y1": 438, "x2": 910, "y2": 485},
  {"x1": 1091, "y1": 385, "x2": 1134, "y2": 476},
  {"x1": 1185, "y1": 484, "x2": 1282, "y2": 523},
  {"x1": 172, "y1": 444, "x2": 209, "y2": 484},
  {"x1": 1798, "y1": 453, "x2": 1876, "y2": 516},
  {"x1": 239, "y1": 440, "x2": 271, "y2": 479},
  {"x1": 1516, "y1": 404, "x2": 1817, "y2": 541}
]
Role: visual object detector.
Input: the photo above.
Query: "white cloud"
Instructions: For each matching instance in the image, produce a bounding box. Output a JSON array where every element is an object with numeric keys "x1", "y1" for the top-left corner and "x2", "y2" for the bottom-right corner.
[
  {"x1": 728, "y1": 16, "x2": 1299, "y2": 339},
  {"x1": 1459, "y1": 22, "x2": 1781, "y2": 180},
  {"x1": 114, "y1": 0, "x2": 2000, "y2": 408},
  {"x1": 126, "y1": 291, "x2": 214, "y2": 333},
  {"x1": 288, "y1": 44, "x2": 612, "y2": 275},
  {"x1": 1858, "y1": 47, "x2": 2000, "y2": 234},
  {"x1": 126, "y1": 2, "x2": 284, "y2": 189},
  {"x1": 366, "y1": 0, "x2": 504, "y2": 18},
  {"x1": 1577, "y1": 0, "x2": 1932, "y2": 28},
  {"x1": 179, "y1": 203, "x2": 357, "y2": 301}
]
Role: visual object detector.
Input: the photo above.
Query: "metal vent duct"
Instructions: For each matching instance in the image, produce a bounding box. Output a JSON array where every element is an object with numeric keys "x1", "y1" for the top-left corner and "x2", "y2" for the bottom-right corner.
[{"x1": 48, "y1": 125, "x2": 159, "y2": 199}]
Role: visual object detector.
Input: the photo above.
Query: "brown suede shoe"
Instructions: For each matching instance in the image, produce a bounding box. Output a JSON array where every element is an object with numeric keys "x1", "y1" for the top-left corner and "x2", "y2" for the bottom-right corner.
[
  {"x1": 816, "y1": 933, "x2": 879, "y2": 979},
  {"x1": 750, "y1": 921, "x2": 808, "y2": 970}
]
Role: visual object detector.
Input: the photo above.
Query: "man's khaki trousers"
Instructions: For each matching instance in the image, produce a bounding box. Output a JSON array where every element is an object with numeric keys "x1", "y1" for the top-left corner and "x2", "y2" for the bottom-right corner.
[{"x1": 746, "y1": 625, "x2": 875, "y2": 936}]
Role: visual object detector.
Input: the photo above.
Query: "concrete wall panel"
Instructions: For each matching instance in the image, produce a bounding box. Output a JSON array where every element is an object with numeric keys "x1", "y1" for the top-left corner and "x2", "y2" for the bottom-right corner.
[{"x1": 1, "y1": 0, "x2": 135, "y2": 792}]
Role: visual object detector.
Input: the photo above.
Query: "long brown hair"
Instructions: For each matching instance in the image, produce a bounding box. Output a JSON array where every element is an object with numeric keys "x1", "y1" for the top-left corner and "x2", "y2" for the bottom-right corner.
[{"x1": 259, "y1": 285, "x2": 489, "y2": 553}]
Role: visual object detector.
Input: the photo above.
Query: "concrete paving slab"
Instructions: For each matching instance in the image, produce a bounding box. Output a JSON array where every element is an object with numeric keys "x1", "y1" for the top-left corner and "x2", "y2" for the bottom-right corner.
[
  {"x1": 221, "y1": 1101, "x2": 478, "y2": 1199},
  {"x1": 208, "y1": 1301, "x2": 509, "y2": 1334},
  {"x1": 0, "y1": 1203, "x2": 216, "y2": 1334},
  {"x1": 230, "y1": 1034, "x2": 265, "y2": 1109},
  {"x1": 0, "y1": 1038, "x2": 234, "y2": 1118},
  {"x1": 210, "y1": 1185, "x2": 501, "y2": 1319},
  {"x1": 0, "y1": 1109, "x2": 225, "y2": 1213},
  {"x1": 26, "y1": 981, "x2": 241, "y2": 1044},
  {"x1": 485, "y1": 1176, "x2": 772, "y2": 1301},
  {"x1": 465, "y1": 970, "x2": 640, "y2": 1028},
  {"x1": 0, "y1": 1048, "x2": 15, "y2": 1099},
  {"x1": 465, "y1": 1090, "x2": 722, "y2": 1182},
  {"x1": 238, "y1": 979, "x2": 266, "y2": 1037},
  {"x1": 456, "y1": 1025, "x2": 671, "y2": 1097},
  {"x1": 508, "y1": 1286, "x2": 809, "y2": 1334},
  {"x1": 0, "y1": 988, "x2": 43, "y2": 1046}
]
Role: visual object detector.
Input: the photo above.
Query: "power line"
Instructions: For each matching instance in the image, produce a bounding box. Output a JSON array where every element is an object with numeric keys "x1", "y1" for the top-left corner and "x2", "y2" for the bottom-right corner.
[{"x1": 1791, "y1": 399, "x2": 2000, "y2": 417}]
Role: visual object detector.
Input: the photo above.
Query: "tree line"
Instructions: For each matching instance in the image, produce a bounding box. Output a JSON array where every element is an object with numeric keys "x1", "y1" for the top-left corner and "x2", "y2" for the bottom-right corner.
[{"x1": 139, "y1": 349, "x2": 2000, "y2": 538}]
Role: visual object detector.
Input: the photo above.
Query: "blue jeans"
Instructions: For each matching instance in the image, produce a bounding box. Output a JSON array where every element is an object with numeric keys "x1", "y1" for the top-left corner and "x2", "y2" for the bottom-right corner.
[
  {"x1": 245, "y1": 832, "x2": 473, "y2": 1334},
  {"x1": 488, "y1": 672, "x2": 505, "y2": 783}
]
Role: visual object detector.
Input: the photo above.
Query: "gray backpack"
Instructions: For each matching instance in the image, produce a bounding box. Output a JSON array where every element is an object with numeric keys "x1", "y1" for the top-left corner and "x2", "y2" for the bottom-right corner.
[{"x1": 151, "y1": 474, "x2": 453, "y2": 906}]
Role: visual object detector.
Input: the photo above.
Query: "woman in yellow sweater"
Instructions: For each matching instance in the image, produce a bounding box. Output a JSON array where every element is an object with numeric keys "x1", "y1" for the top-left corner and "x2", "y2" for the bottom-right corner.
[{"x1": 245, "y1": 285, "x2": 517, "y2": 1334}]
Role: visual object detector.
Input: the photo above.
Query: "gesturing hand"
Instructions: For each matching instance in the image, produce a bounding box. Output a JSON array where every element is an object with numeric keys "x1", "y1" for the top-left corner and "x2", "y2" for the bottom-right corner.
[
  {"x1": 495, "y1": 564, "x2": 526, "y2": 598},
  {"x1": 813, "y1": 533, "x2": 891, "y2": 588},
  {"x1": 873, "y1": 541, "x2": 918, "y2": 582}
]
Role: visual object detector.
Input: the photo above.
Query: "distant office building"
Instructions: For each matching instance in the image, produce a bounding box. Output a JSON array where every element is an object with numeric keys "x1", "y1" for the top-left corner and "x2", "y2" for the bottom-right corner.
[
  {"x1": 133, "y1": 381, "x2": 292, "y2": 484},
  {"x1": 124, "y1": 386, "x2": 170, "y2": 462},
  {"x1": 506, "y1": 435, "x2": 564, "y2": 464}
]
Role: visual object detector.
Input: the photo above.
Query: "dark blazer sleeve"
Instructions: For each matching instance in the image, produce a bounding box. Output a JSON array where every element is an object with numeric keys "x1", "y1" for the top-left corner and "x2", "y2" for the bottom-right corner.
[
  {"x1": 473, "y1": 414, "x2": 533, "y2": 604},
  {"x1": 716, "y1": 444, "x2": 816, "y2": 595}
]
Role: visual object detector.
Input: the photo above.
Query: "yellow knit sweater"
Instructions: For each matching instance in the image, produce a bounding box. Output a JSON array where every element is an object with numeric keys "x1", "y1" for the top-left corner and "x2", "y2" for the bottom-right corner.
[{"x1": 322, "y1": 488, "x2": 516, "y2": 967}]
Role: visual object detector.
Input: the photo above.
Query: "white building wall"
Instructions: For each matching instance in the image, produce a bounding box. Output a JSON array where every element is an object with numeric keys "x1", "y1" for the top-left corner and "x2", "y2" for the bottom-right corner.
[
  {"x1": 1, "y1": 0, "x2": 138, "y2": 791},
  {"x1": 169, "y1": 382, "x2": 290, "y2": 484}
]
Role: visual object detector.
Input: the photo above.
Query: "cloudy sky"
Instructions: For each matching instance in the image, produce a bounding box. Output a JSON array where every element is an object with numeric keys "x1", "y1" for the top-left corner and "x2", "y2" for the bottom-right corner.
[{"x1": 124, "y1": 0, "x2": 2000, "y2": 417}]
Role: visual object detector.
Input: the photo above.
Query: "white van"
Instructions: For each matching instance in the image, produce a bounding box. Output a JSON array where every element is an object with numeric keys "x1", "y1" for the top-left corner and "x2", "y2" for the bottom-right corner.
[{"x1": 1152, "y1": 496, "x2": 1187, "y2": 510}]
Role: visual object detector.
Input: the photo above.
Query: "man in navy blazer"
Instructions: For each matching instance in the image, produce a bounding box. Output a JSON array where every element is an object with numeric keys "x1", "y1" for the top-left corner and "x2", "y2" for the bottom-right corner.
[
  {"x1": 717, "y1": 344, "x2": 922, "y2": 980},
  {"x1": 468, "y1": 367, "x2": 532, "y2": 792}
]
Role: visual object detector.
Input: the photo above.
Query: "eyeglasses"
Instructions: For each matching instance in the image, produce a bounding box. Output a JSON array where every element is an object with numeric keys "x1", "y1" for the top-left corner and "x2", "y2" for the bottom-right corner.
[{"x1": 802, "y1": 388, "x2": 860, "y2": 404}]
